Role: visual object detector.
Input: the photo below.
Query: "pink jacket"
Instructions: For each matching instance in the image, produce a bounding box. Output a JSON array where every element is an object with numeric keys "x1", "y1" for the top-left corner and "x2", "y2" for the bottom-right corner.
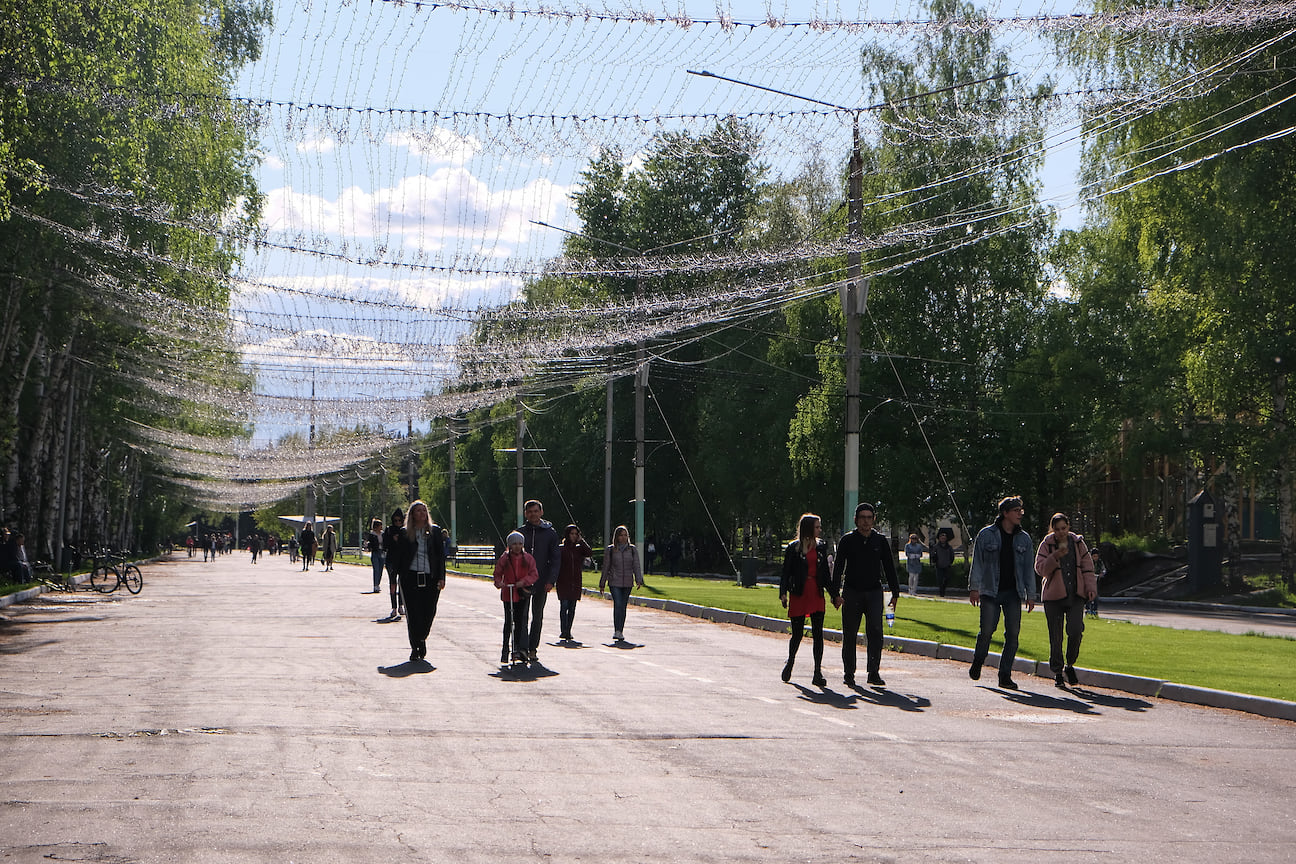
[
  {"x1": 493, "y1": 550, "x2": 539, "y2": 602},
  {"x1": 1034, "y1": 531, "x2": 1097, "y2": 601}
]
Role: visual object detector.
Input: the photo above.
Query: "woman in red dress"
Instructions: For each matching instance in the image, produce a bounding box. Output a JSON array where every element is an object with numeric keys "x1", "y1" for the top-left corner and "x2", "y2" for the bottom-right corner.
[{"x1": 779, "y1": 513, "x2": 839, "y2": 687}]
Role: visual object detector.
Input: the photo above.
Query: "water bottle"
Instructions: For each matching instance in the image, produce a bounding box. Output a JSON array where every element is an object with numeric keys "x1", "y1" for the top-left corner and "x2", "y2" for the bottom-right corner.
[{"x1": 885, "y1": 608, "x2": 895, "y2": 629}]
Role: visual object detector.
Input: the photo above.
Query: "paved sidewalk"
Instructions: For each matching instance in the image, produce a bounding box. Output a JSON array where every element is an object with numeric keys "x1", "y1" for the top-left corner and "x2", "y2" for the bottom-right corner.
[{"x1": 2, "y1": 554, "x2": 1294, "y2": 863}]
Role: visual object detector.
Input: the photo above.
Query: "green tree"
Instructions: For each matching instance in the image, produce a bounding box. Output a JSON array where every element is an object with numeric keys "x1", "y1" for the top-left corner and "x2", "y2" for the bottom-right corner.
[{"x1": 1061, "y1": 0, "x2": 1296, "y2": 583}]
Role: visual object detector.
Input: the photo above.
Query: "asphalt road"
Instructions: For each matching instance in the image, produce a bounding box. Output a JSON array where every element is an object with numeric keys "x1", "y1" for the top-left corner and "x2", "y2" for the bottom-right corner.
[{"x1": 2, "y1": 554, "x2": 1294, "y2": 863}]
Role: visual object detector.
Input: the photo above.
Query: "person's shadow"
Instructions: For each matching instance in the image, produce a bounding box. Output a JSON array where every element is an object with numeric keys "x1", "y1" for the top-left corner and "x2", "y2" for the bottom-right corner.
[
  {"x1": 490, "y1": 661, "x2": 559, "y2": 681},
  {"x1": 844, "y1": 682, "x2": 930, "y2": 712},
  {"x1": 1068, "y1": 686, "x2": 1154, "y2": 713},
  {"x1": 605, "y1": 640, "x2": 640, "y2": 650},
  {"x1": 791, "y1": 683, "x2": 860, "y2": 710},
  {"x1": 992, "y1": 685, "x2": 1098, "y2": 715},
  {"x1": 378, "y1": 660, "x2": 434, "y2": 677}
]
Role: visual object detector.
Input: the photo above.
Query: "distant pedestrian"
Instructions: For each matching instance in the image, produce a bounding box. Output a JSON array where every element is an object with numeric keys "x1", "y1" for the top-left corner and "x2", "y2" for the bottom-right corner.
[
  {"x1": 599, "y1": 525, "x2": 643, "y2": 642},
  {"x1": 493, "y1": 531, "x2": 538, "y2": 664},
  {"x1": 288, "y1": 535, "x2": 299, "y2": 564},
  {"x1": 968, "y1": 496, "x2": 1037, "y2": 690},
  {"x1": 366, "y1": 518, "x2": 384, "y2": 593},
  {"x1": 389, "y1": 500, "x2": 445, "y2": 663},
  {"x1": 321, "y1": 525, "x2": 337, "y2": 571},
  {"x1": 249, "y1": 534, "x2": 261, "y2": 564},
  {"x1": 299, "y1": 522, "x2": 317, "y2": 571},
  {"x1": 779, "y1": 513, "x2": 838, "y2": 687},
  {"x1": 1035, "y1": 513, "x2": 1097, "y2": 688},
  {"x1": 186, "y1": 535, "x2": 194, "y2": 557},
  {"x1": 381, "y1": 509, "x2": 405, "y2": 621},
  {"x1": 932, "y1": 532, "x2": 955, "y2": 596},
  {"x1": 905, "y1": 533, "x2": 926, "y2": 595},
  {"x1": 665, "y1": 534, "x2": 682, "y2": 577},
  {"x1": 556, "y1": 524, "x2": 592, "y2": 641}
]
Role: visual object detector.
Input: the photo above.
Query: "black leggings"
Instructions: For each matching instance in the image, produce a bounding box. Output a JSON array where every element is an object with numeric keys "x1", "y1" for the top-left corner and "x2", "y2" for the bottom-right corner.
[{"x1": 787, "y1": 611, "x2": 825, "y2": 669}]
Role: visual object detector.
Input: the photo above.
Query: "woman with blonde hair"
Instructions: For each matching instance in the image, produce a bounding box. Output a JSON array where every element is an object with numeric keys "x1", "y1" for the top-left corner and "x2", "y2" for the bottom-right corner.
[
  {"x1": 779, "y1": 513, "x2": 838, "y2": 687},
  {"x1": 598, "y1": 526, "x2": 643, "y2": 642},
  {"x1": 389, "y1": 500, "x2": 446, "y2": 662}
]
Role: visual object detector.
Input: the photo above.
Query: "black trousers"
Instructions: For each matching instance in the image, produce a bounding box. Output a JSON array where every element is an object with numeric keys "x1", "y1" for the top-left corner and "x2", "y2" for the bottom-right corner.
[
  {"x1": 527, "y1": 588, "x2": 549, "y2": 652},
  {"x1": 400, "y1": 572, "x2": 442, "y2": 650},
  {"x1": 1044, "y1": 596, "x2": 1086, "y2": 674},
  {"x1": 503, "y1": 598, "x2": 530, "y2": 656},
  {"x1": 840, "y1": 589, "x2": 884, "y2": 677}
]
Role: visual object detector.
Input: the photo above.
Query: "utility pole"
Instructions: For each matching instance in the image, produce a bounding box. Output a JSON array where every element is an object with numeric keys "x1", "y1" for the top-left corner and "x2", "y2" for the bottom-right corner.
[
  {"x1": 605, "y1": 370, "x2": 613, "y2": 547},
  {"x1": 687, "y1": 69, "x2": 1009, "y2": 536},
  {"x1": 843, "y1": 115, "x2": 866, "y2": 536},
  {"x1": 448, "y1": 418, "x2": 458, "y2": 548},
  {"x1": 516, "y1": 400, "x2": 526, "y2": 527}
]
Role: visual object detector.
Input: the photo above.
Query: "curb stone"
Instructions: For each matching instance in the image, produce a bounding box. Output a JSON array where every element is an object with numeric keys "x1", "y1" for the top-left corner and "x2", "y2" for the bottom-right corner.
[{"x1": 618, "y1": 592, "x2": 1296, "y2": 723}]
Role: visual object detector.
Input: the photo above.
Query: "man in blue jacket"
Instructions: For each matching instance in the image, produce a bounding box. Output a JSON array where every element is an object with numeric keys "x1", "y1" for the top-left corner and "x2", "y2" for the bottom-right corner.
[
  {"x1": 519, "y1": 499, "x2": 561, "y2": 663},
  {"x1": 968, "y1": 496, "x2": 1037, "y2": 689}
]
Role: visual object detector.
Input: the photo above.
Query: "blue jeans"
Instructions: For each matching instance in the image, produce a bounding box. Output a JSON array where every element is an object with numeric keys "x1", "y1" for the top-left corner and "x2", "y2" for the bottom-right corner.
[
  {"x1": 371, "y1": 554, "x2": 384, "y2": 591},
  {"x1": 609, "y1": 585, "x2": 632, "y2": 633},
  {"x1": 974, "y1": 594, "x2": 1022, "y2": 679}
]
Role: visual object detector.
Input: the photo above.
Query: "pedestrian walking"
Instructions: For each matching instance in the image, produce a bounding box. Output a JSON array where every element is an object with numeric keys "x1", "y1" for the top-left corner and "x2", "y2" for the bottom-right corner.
[
  {"x1": 932, "y1": 532, "x2": 955, "y2": 596},
  {"x1": 598, "y1": 525, "x2": 643, "y2": 642},
  {"x1": 556, "y1": 524, "x2": 592, "y2": 641},
  {"x1": 389, "y1": 500, "x2": 445, "y2": 663},
  {"x1": 380, "y1": 509, "x2": 405, "y2": 620},
  {"x1": 299, "y1": 522, "x2": 317, "y2": 571},
  {"x1": 967, "y1": 496, "x2": 1037, "y2": 690},
  {"x1": 288, "y1": 535, "x2": 298, "y2": 564},
  {"x1": 321, "y1": 525, "x2": 338, "y2": 571},
  {"x1": 1035, "y1": 513, "x2": 1098, "y2": 688},
  {"x1": 518, "y1": 499, "x2": 560, "y2": 662},
  {"x1": 493, "y1": 531, "x2": 538, "y2": 664},
  {"x1": 249, "y1": 534, "x2": 261, "y2": 564},
  {"x1": 779, "y1": 513, "x2": 839, "y2": 687},
  {"x1": 831, "y1": 503, "x2": 899, "y2": 687},
  {"x1": 366, "y1": 518, "x2": 384, "y2": 593},
  {"x1": 905, "y1": 533, "x2": 926, "y2": 595}
]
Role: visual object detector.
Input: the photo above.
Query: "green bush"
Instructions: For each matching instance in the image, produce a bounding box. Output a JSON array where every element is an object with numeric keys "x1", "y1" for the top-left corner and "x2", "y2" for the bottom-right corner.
[{"x1": 1104, "y1": 532, "x2": 1173, "y2": 555}]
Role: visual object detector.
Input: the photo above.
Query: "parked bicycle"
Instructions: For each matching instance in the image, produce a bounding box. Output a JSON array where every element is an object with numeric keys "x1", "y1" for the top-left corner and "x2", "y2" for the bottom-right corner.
[{"x1": 89, "y1": 550, "x2": 143, "y2": 595}]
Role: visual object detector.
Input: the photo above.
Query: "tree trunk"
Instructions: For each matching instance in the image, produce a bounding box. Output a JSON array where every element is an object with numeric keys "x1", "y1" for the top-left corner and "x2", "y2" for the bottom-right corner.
[
  {"x1": 1275, "y1": 369, "x2": 1294, "y2": 588},
  {"x1": 1217, "y1": 460, "x2": 1242, "y2": 589}
]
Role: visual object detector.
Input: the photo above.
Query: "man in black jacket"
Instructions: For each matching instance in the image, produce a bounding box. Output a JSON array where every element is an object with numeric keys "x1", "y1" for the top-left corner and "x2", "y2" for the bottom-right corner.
[
  {"x1": 519, "y1": 499, "x2": 560, "y2": 662},
  {"x1": 831, "y1": 502, "x2": 900, "y2": 687}
]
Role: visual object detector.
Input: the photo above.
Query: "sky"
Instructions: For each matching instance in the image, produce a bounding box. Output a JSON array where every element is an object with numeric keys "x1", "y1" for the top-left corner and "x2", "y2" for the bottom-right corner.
[{"x1": 228, "y1": 0, "x2": 1094, "y2": 446}]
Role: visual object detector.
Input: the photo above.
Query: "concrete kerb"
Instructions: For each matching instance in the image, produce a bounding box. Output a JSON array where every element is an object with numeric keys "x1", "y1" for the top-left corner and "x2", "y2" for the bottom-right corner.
[{"x1": 616, "y1": 591, "x2": 1296, "y2": 724}]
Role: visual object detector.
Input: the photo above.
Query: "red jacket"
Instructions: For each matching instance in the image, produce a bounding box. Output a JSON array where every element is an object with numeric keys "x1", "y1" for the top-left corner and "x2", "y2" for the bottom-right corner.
[{"x1": 493, "y1": 550, "x2": 538, "y2": 602}]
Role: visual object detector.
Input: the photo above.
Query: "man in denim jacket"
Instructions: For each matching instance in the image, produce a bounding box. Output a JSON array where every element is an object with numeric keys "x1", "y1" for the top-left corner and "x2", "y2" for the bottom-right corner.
[{"x1": 967, "y1": 496, "x2": 1037, "y2": 689}]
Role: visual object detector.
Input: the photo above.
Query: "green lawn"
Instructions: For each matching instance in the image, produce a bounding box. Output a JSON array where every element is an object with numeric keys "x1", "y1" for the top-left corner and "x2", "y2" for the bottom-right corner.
[{"x1": 451, "y1": 567, "x2": 1293, "y2": 702}]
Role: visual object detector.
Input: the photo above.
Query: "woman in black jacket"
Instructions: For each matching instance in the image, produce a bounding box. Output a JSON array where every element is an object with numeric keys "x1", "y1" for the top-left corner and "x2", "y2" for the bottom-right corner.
[
  {"x1": 779, "y1": 513, "x2": 839, "y2": 687},
  {"x1": 388, "y1": 500, "x2": 446, "y2": 662}
]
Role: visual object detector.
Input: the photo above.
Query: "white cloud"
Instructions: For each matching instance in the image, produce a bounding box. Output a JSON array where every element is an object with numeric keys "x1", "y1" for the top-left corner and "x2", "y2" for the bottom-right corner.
[
  {"x1": 261, "y1": 168, "x2": 571, "y2": 254},
  {"x1": 296, "y1": 138, "x2": 336, "y2": 154},
  {"x1": 386, "y1": 128, "x2": 482, "y2": 164}
]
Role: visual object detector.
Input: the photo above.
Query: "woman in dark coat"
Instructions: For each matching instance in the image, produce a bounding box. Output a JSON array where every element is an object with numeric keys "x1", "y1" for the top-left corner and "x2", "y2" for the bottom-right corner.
[
  {"x1": 388, "y1": 500, "x2": 446, "y2": 662},
  {"x1": 779, "y1": 513, "x2": 839, "y2": 687},
  {"x1": 555, "y1": 524, "x2": 593, "y2": 642}
]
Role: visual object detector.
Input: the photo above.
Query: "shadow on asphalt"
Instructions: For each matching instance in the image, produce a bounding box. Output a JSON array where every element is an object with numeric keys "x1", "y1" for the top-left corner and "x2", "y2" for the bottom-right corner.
[
  {"x1": 604, "y1": 641, "x2": 641, "y2": 650},
  {"x1": 788, "y1": 682, "x2": 929, "y2": 713},
  {"x1": 1069, "y1": 686, "x2": 1154, "y2": 713},
  {"x1": 489, "y1": 662, "x2": 559, "y2": 682},
  {"x1": 378, "y1": 660, "x2": 435, "y2": 677},
  {"x1": 845, "y1": 682, "x2": 931, "y2": 712},
  {"x1": 552, "y1": 640, "x2": 587, "y2": 649},
  {"x1": 990, "y1": 686, "x2": 1099, "y2": 714}
]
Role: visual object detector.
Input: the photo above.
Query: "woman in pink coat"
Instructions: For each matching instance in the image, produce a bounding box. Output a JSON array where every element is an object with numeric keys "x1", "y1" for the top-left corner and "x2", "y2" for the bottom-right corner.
[
  {"x1": 494, "y1": 531, "x2": 539, "y2": 664},
  {"x1": 1034, "y1": 513, "x2": 1098, "y2": 688}
]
